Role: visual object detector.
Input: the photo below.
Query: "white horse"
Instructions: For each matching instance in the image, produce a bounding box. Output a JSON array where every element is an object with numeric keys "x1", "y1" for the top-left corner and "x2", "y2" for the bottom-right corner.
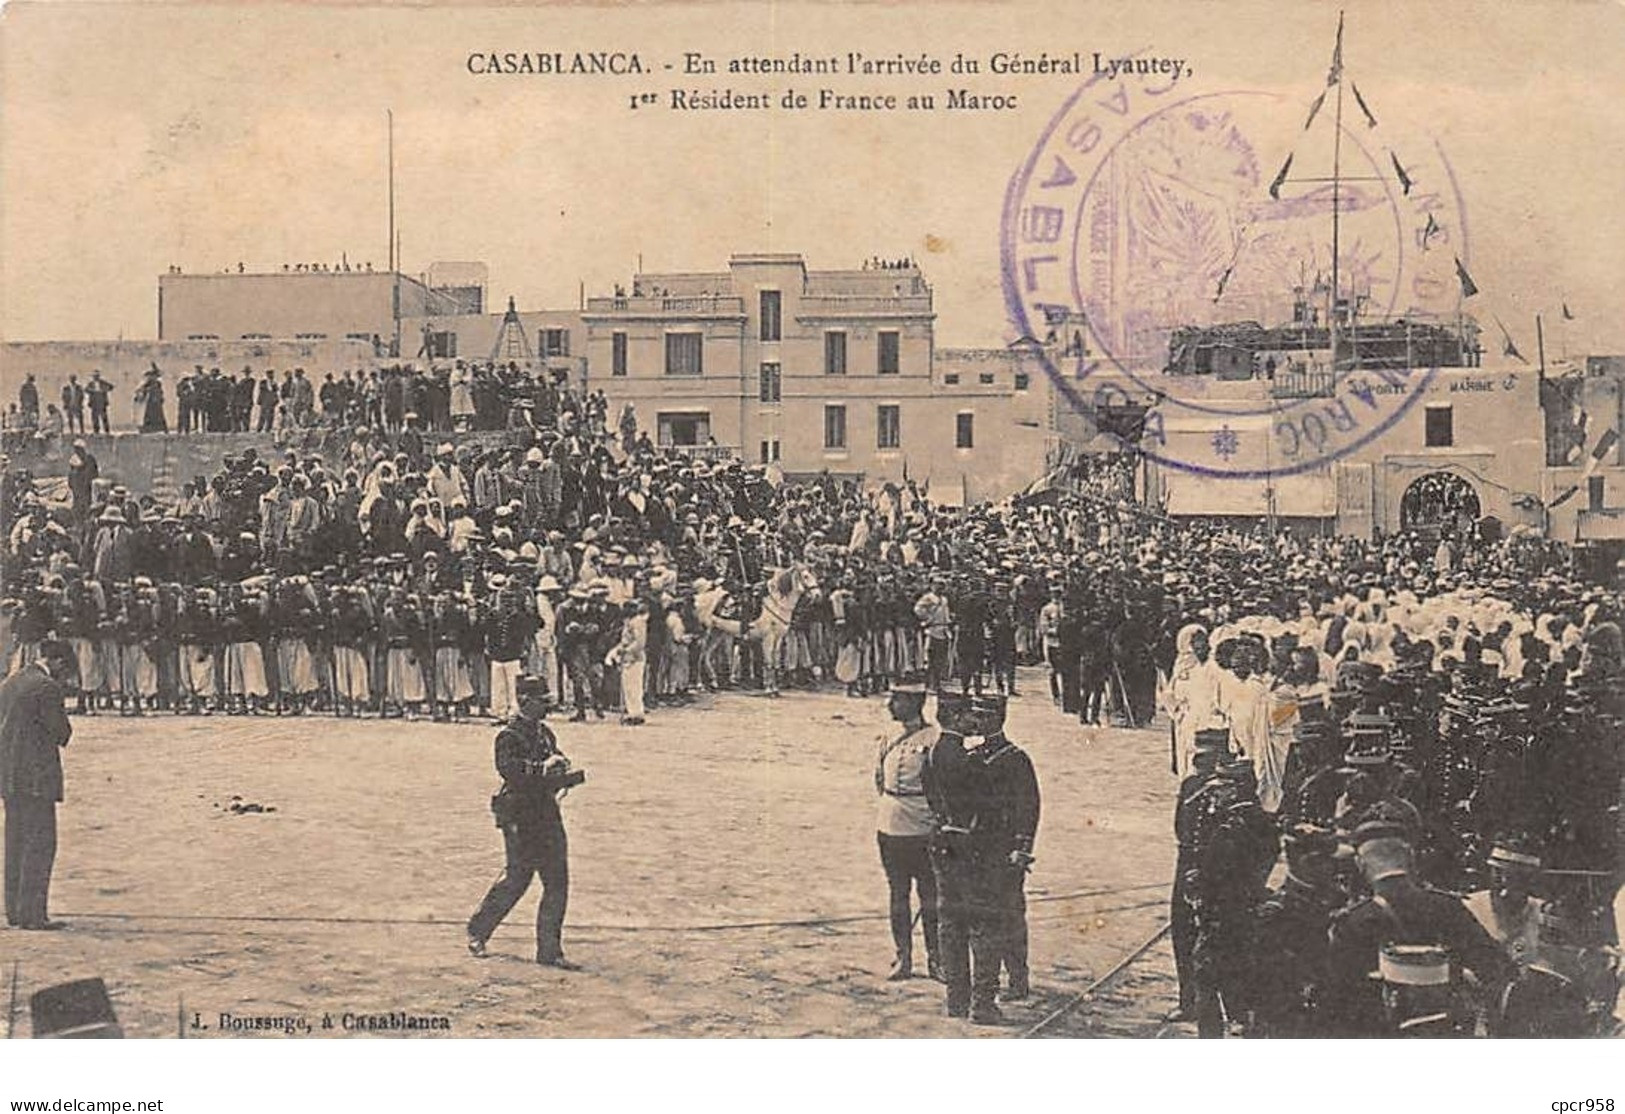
[{"x1": 705, "y1": 565, "x2": 815, "y2": 695}]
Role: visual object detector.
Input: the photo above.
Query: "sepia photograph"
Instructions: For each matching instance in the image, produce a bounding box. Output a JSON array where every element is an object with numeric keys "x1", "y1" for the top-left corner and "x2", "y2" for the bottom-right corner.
[{"x1": 0, "y1": 0, "x2": 1622, "y2": 1089}]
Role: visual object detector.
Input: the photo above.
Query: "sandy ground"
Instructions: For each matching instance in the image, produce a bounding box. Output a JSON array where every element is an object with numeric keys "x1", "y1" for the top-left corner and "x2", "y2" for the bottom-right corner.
[{"x1": 2, "y1": 667, "x2": 1187, "y2": 1038}]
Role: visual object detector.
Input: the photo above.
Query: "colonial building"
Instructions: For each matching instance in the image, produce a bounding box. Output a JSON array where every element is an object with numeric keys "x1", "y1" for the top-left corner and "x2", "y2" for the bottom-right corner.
[{"x1": 156, "y1": 267, "x2": 472, "y2": 354}]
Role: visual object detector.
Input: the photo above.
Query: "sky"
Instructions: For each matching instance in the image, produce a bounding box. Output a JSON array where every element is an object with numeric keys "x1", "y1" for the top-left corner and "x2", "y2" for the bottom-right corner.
[{"x1": 2, "y1": 0, "x2": 1622, "y2": 354}]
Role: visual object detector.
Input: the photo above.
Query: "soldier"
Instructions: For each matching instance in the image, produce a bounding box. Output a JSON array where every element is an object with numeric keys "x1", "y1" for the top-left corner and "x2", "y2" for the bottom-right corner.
[
  {"x1": 1247, "y1": 822, "x2": 1344, "y2": 1036},
  {"x1": 1189, "y1": 757, "x2": 1277, "y2": 1037},
  {"x1": 1323, "y1": 822, "x2": 1513, "y2": 1036},
  {"x1": 922, "y1": 690, "x2": 997, "y2": 1021},
  {"x1": 466, "y1": 675, "x2": 582, "y2": 968},
  {"x1": 874, "y1": 677, "x2": 942, "y2": 983},
  {"x1": 175, "y1": 584, "x2": 219, "y2": 714},
  {"x1": 1170, "y1": 728, "x2": 1229, "y2": 1021},
  {"x1": 966, "y1": 691, "x2": 1039, "y2": 1007},
  {"x1": 330, "y1": 582, "x2": 375, "y2": 718},
  {"x1": 428, "y1": 590, "x2": 475, "y2": 722}
]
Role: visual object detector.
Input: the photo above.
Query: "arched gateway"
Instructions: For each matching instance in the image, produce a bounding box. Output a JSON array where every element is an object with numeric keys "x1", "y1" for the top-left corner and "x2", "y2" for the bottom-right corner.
[{"x1": 1399, "y1": 471, "x2": 1481, "y2": 537}]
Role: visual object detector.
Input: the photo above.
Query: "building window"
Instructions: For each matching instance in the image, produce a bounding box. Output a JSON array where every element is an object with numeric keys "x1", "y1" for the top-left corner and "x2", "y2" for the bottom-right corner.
[
  {"x1": 824, "y1": 404, "x2": 847, "y2": 450},
  {"x1": 825, "y1": 331, "x2": 847, "y2": 375},
  {"x1": 540, "y1": 328, "x2": 570, "y2": 357},
  {"x1": 1588, "y1": 475, "x2": 1606, "y2": 512},
  {"x1": 758, "y1": 438, "x2": 782, "y2": 464},
  {"x1": 759, "y1": 290, "x2": 781, "y2": 342},
  {"x1": 665, "y1": 332, "x2": 704, "y2": 376},
  {"x1": 877, "y1": 404, "x2": 901, "y2": 450},
  {"x1": 878, "y1": 331, "x2": 900, "y2": 375},
  {"x1": 978, "y1": 372, "x2": 995, "y2": 385},
  {"x1": 425, "y1": 330, "x2": 457, "y2": 358},
  {"x1": 1015, "y1": 372, "x2": 1031, "y2": 391},
  {"x1": 657, "y1": 411, "x2": 710, "y2": 446},
  {"x1": 759, "y1": 362, "x2": 781, "y2": 403},
  {"x1": 956, "y1": 412, "x2": 975, "y2": 449},
  {"x1": 1424, "y1": 404, "x2": 1453, "y2": 448},
  {"x1": 944, "y1": 373, "x2": 960, "y2": 385},
  {"x1": 611, "y1": 331, "x2": 628, "y2": 377}
]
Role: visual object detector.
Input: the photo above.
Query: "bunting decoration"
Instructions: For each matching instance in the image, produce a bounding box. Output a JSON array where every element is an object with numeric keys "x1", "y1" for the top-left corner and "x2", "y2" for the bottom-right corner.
[
  {"x1": 1351, "y1": 82, "x2": 1378, "y2": 128},
  {"x1": 1390, "y1": 152, "x2": 1413, "y2": 195},
  {"x1": 1562, "y1": 302, "x2": 1576, "y2": 320},
  {"x1": 1303, "y1": 90, "x2": 1327, "y2": 131},
  {"x1": 1585, "y1": 428, "x2": 1620, "y2": 476},
  {"x1": 1548, "y1": 484, "x2": 1581, "y2": 509},
  {"x1": 1214, "y1": 265, "x2": 1234, "y2": 303},
  {"x1": 1268, "y1": 153, "x2": 1294, "y2": 200},
  {"x1": 1421, "y1": 213, "x2": 1440, "y2": 251},
  {"x1": 1494, "y1": 316, "x2": 1526, "y2": 362},
  {"x1": 1454, "y1": 256, "x2": 1479, "y2": 299}
]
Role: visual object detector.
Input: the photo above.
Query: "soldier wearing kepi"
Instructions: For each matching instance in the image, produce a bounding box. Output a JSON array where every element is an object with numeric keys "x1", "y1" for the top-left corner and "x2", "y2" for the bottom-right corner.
[
  {"x1": 874, "y1": 676, "x2": 942, "y2": 983},
  {"x1": 967, "y1": 691, "x2": 1040, "y2": 1007},
  {"x1": 923, "y1": 690, "x2": 992, "y2": 1021},
  {"x1": 467, "y1": 675, "x2": 584, "y2": 968}
]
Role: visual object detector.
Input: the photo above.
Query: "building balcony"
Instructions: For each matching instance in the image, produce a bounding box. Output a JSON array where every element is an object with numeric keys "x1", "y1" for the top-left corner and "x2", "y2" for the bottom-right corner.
[
  {"x1": 794, "y1": 294, "x2": 934, "y2": 320},
  {"x1": 1268, "y1": 367, "x2": 1337, "y2": 399},
  {"x1": 665, "y1": 443, "x2": 739, "y2": 464},
  {"x1": 584, "y1": 295, "x2": 746, "y2": 319}
]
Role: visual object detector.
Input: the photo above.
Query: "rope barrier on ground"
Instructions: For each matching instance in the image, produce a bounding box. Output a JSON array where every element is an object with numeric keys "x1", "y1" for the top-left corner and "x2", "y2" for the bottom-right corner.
[
  {"x1": 1019, "y1": 920, "x2": 1172, "y2": 1039},
  {"x1": 54, "y1": 879, "x2": 1170, "y2": 936}
]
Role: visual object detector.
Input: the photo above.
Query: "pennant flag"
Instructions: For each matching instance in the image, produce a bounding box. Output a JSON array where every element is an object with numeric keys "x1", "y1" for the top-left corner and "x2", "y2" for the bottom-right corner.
[
  {"x1": 1548, "y1": 484, "x2": 1581, "y2": 509},
  {"x1": 1214, "y1": 265, "x2": 1234, "y2": 303},
  {"x1": 1495, "y1": 317, "x2": 1527, "y2": 362},
  {"x1": 1454, "y1": 256, "x2": 1479, "y2": 299},
  {"x1": 1584, "y1": 428, "x2": 1620, "y2": 476},
  {"x1": 1566, "y1": 409, "x2": 1591, "y2": 464},
  {"x1": 1390, "y1": 152, "x2": 1413, "y2": 195},
  {"x1": 1351, "y1": 82, "x2": 1378, "y2": 128},
  {"x1": 1562, "y1": 302, "x2": 1575, "y2": 321},
  {"x1": 1421, "y1": 213, "x2": 1440, "y2": 250},
  {"x1": 1303, "y1": 90, "x2": 1327, "y2": 131},
  {"x1": 1268, "y1": 153, "x2": 1294, "y2": 200},
  {"x1": 1327, "y1": 11, "x2": 1344, "y2": 86}
]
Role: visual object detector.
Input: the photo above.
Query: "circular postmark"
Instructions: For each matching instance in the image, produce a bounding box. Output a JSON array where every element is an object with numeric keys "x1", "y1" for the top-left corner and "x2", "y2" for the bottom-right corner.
[{"x1": 1002, "y1": 69, "x2": 1469, "y2": 480}]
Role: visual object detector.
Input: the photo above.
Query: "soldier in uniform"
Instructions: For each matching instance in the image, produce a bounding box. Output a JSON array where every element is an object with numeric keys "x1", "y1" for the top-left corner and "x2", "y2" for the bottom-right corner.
[
  {"x1": 1247, "y1": 822, "x2": 1344, "y2": 1036},
  {"x1": 466, "y1": 675, "x2": 582, "y2": 968},
  {"x1": 1170, "y1": 728, "x2": 1229, "y2": 1021},
  {"x1": 1323, "y1": 822, "x2": 1513, "y2": 1036},
  {"x1": 874, "y1": 677, "x2": 942, "y2": 982},
  {"x1": 922, "y1": 690, "x2": 995, "y2": 1021},
  {"x1": 967, "y1": 691, "x2": 1039, "y2": 1005}
]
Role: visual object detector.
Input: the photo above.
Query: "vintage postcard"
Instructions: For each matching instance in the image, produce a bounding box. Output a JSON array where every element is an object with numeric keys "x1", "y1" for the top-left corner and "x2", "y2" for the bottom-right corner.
[{"x1": 0, "y1": 0, "x2": 1621, "y2": 1062}]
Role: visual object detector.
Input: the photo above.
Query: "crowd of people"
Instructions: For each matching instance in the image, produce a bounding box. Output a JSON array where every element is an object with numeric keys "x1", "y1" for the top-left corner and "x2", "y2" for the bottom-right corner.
[
  {"x1": 3, "y1": 361, "x2": 613, "y2": 444},
  {"x1": 0, "y1": 364, "x2": 1620, "y2": 1034}
]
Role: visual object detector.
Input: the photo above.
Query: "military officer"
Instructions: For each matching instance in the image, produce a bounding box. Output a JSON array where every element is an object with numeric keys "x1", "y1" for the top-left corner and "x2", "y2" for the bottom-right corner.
[
  {"x1": 1170, "y1": 727, "x2": 1229, "y2": 1021},
  {"x1": 466, "y1": 675, "x2": 582, "y2": 968},
  {"x1": 966, "y1": 691, "x2": 1039, "y2": 1005},
  {"x1": 1323, "y1": 822, "x2": 1513, "y2": 1036},
  {"x1": 923, "y1": 690, "x2": 997, "y2": 1021},
  {"x1": 1247, "y1": 822, "x2": 1344, "y2": 1036},
  {"x1": 874, "y1": 677, "x2": 942, "y2": 982}
]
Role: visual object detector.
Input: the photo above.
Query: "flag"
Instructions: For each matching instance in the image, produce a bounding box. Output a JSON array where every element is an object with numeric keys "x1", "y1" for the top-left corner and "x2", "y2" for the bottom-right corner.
[
  {"x1": 1566, "y1": 409, "x2": 1591, "y2": 464},
  {"x1": 1351, "y1": 82, "x2": 1378, "y2": 128},
  {"x1": 1326, "y1": 11, "x2": 1344, "y2": 86},
  {"x1": 1454, "y1": 257, "x2": 1479, "y2": 299},
  {"x1": 1268, "y1": 153, "x2": 1294, "y2": 200},
  {"x1": 1495, "y1": 317, "x2": 1526, "y2": 362},
  {"x1": 1584, "y1": 428, "x2": 1620, "y2": 477},
  {"x1": 1562, "y1": 302, "x2": 1575, "y2": 320},
  {"x1": 1303, "y1": 90, "x2": 1327, "y2": 131},
  {"x1": 1214, "y1": 265, "x2": 1234, "y2": 303},
  {"x1": 1390, "y1": 152, "x2": 1413, "y2": 195},
  {"x1": 1421, "y1": 213, "x2": 1440, "y2": 250},
  {"x1": 1548, "y1": 484, "x2": 1581, "y2": 509}
]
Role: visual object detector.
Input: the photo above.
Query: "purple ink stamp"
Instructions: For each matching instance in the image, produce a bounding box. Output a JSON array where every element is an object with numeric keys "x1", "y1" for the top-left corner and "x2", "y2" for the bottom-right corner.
[{"x1": 1002, "y1": 38, "x2": 1472, "y2": 481}]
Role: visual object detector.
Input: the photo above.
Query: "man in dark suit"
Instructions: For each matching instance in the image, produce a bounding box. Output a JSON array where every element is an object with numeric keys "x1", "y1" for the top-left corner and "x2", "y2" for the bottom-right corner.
[{"x1": 0, "y1": 640, "x2": 75, "y2": 930}]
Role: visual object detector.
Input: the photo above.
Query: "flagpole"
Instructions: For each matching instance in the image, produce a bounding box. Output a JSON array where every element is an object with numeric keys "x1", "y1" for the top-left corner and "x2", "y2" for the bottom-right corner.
[
  {"x1": 1329, "y1": 13, "x2": 1345, "y2": 372},
  {"x1": 1536, "y1": 314, "x2": 1545, "y2": 385}
]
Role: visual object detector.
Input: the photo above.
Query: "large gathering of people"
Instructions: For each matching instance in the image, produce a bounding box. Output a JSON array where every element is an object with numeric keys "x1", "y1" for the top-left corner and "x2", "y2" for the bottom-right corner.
[{"x1": 0, "y1": 355, "x2": 1621, "y2": 1036}]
